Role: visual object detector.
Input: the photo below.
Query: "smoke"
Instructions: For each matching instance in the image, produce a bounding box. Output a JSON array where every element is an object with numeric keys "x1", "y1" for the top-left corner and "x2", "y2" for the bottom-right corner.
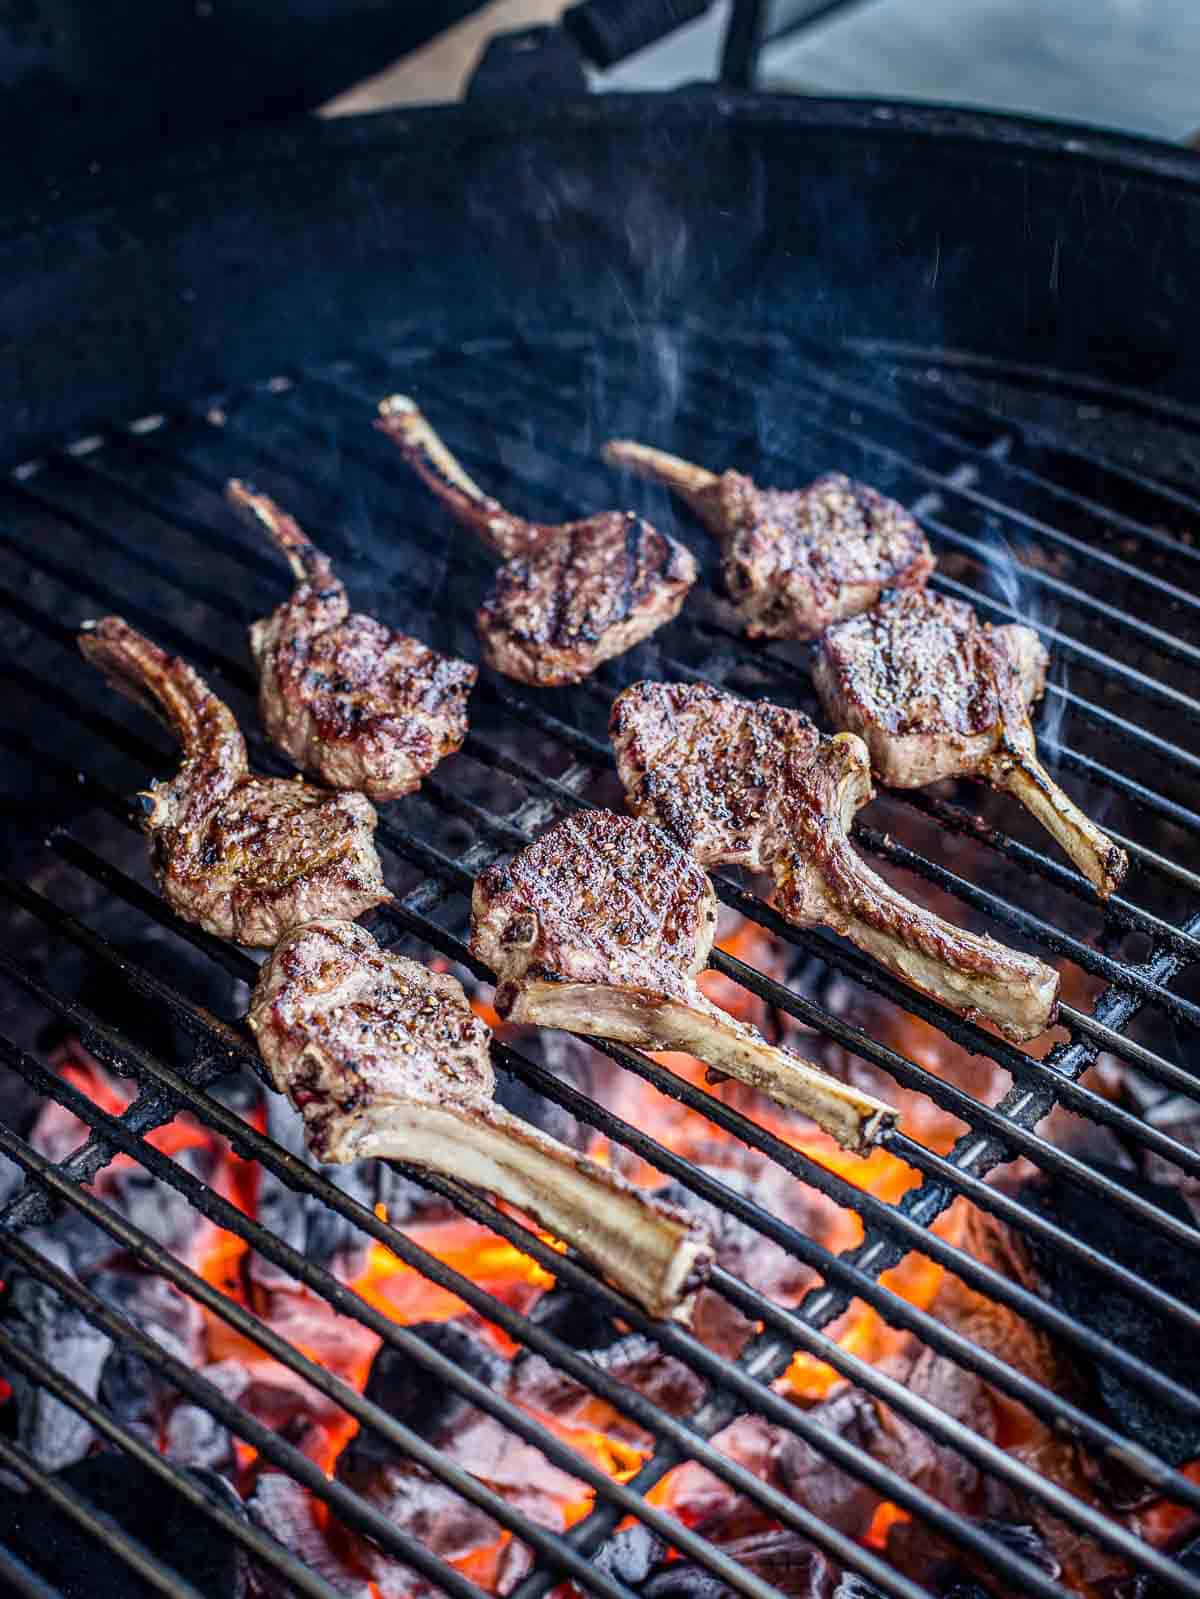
[{"x1": 976, "y1": 513, "x2": 1067, "y2": 762}]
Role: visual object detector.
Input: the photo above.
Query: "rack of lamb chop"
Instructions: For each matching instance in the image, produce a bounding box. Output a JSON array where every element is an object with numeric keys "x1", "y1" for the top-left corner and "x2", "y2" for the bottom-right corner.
[
  {"x1": 227, "y1": 480, "x2": 476, "y2": 802},
  {"x1": 603, "y1": 439, "x2": 934, "y2": 640},
  {"x1": 78, "y1": 617, "x2": 390, "y2": 946},
  {"x1": 470, "y1": 810, "x2": 896, "y2": 1154},
  {"x1": 812, "y1": 589, "x2": 1128, "y2": 898},
  {"x1": 376, "y1": 397, "x2": 697, "y2": 686},
  {"x1": 610, "y1": 680, "x2": 1060, "y2": 1042},
  {"x1": 249, "y1": 917, "x2": 711, "y2": 1319}
]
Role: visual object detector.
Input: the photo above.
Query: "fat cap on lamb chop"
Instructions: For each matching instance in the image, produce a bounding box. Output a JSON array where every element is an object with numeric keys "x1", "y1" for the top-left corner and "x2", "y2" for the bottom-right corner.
[
  {"x1": 813, "y1": 589, "x2": 1128, "y2": 898},
  {"x1": 610, "y1": 680, "x2": 1060, "y2": 1042},
  {"x1": 471, "y1": 810, "x2": 896, "y2": 1154},
  {"x1": 78, "y1": 617, "x2": 390, "y2": 947},
  {"x1": 603, "y1": 439, "x2": 934, "y2": 641},
  {"x1": 226, "y1": 479, "x2": 476, "y2": 803},
  {"x1": 248, "y1": 917, "x2": 711, "y2": 1319},
  {"x1": 376, "y1": 396, "x2": 697, "y2": 687}
]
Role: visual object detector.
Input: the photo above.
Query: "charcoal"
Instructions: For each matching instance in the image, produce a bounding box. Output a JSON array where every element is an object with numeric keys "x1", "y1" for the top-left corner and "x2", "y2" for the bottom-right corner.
[
  {"x1": 95, "y1": 1272, "x2": 207, "y2": 1449},
  {"x1": 337, "y1": 1321, "x2": 507, "y2": 1478},
  {"x1": 0, "y1": 1455, "x2": 247, "y2": 1598},
  {"x1": 593, "y1": 1522, "x2": 666, "y2": 1583},
  {"x1": 1018, "y1": 1165, "x2": 1200, "y2": 1464},
  {"x1": 4, "y1": 1242, "x2": 112, "y2": 1472},
  {"x1": 247, "y1": 1472, "x2": 373, "y2": 1599},
  {"x1": 164, "y1": 1402, "x2": 236, "y2": 1475},
  {"x1": 521, "y1": 1284, "x2": 623, "y2": 1351},
  {"x1": 493, "y1": 1029, "x2": 600, "y2": 1150},
  {"x1": 511, "y1": 1327, "x2": 702, "y2": 1424},
  {"x1": 644, "y1": 1532, "x2": 858, "y2": 1598}
]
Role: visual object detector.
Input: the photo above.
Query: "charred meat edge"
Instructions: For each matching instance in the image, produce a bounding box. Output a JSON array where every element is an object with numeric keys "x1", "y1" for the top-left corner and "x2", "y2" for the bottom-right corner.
[
  {"x1": 812, "y1": 605, "x2": 1128, "y2": 899},
  {"x1": 249, "y1": 921, "x2": 710, "y2": 1320}
]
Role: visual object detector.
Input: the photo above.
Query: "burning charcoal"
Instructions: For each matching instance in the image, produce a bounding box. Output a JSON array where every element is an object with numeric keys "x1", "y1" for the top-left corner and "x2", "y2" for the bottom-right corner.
[
  {"x1": 3, "y1": 1242, "x2": 112, "y2": 1473},
  {"x1": 0, "y1": 1455, "x2": 247, "y2": 1598},
  {"x1": 511, "y1": 1319, "x2": 703, "y2": 1433},
  {"x1": 888, "y1": 1515, "x2": 1062, "y2": 1599},
  {"x1": 643, "y1": 1532, "x2": 861, "y2": 1599},
  {"x1": 338, "y1": 1321, "x2": 508, "y2": 1479},
  {"x1": 1018, "y1": 1165, "x2": 1200, "y2": 1465},
  {"x1": 247, "y1": 1472, "x2": 373, "y2": 1599},
  {"x1": 95, "y1": 1272, "x2": 208, "y2": 1450},
  {"x1": 164, "y1": 1402, "x2": 237, "y2": 1475},
  {"x1": 592, "y1": 1522, "x2": 667, "y2": 1585}
]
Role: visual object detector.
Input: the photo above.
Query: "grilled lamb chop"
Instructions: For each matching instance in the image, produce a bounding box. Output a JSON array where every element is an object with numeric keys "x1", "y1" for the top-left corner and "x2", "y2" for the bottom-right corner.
[
  {"x1": 249, "y1": 918, "x2": 711, "y2": 1318},
  {"x1": 227, "y1": 480, "x2": 476, "y2": 802},
  {"x1": 813, "y1": 590, "x2": 1128, "y2": 898},
  {"x1": 603, "y1": 440, "x2": 934, "y2": 640},
  {"x1": 78, "y1": 617, "x2": 390, "y2": 946},
  {"x1": 376, "y1": 397, "x2": 697, "y2": 686},
  {"x1": 611, "y1": 681, "x2": 1059, "y2": 1042},
  {"x1": 471, "y1": 811, "x2": 895, "y2": 1153}
]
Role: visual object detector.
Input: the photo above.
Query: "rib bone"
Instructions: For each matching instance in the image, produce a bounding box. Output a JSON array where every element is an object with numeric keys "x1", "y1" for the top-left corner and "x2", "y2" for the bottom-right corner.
[
  {"x1": 248, "y1": 918, "x2": 711, "y2": 1319},
  {"x1": 610, "y1": 680, "x2": 1060, "y2": 1043},
  {"x1": 77, "y1": 617, "x2": 390, "y2": 946},
  {"x1": 604, "y1": 439, "x2": 934, "y2": 640},
  {"x1": 377, "y1": 397, "x2": 697, "y2": 687},
  {"x1": 813, "y1": 590, "x2": 1128, "y2": 898},
  {"x1": 226, "y1": 479, "x2": 476, "y2": 802},
  {"x1": 471, "y1": 810, "x2": 896, "y2": 1154}
]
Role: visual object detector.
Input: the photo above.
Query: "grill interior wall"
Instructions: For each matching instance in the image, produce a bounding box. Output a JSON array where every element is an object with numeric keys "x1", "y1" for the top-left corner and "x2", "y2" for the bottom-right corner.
[{"x1": 0, "y1": 329, "x2": 1199, "y2": 1599}]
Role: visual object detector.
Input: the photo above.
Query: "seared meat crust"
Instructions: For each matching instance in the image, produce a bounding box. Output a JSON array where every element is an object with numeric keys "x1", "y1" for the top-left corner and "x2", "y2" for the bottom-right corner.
[
  {"x1": 473, "y1": 809, "x2": 716, "y2": 1010},
  {"x1": 229, "y1": 481, "x2": 475, "y2": 800},
  {"x1": 610, "y1": 678, "x2": 817, "y2": 870},
  {"x1": 471, "y1": 810, "x2": 896, "y2": 1151},
  {"x1": 603, "y1": 441, "x2": 933, "y2": 640},
  {"x1": 814, "y1": 590, "x2": 1127, "y2": 897},
  {"x1": 78, "y1": 617, "x2": 390, "y2": 946},
  {"x1": 478, "y1": 511, "x2": 695, "y2": 687},
  {"x1": 609, "y1": 680, "x2": 1059, "y2": 1041},
  {"x1": 249, "y1": 918, "x2": 713, "y2": 1318},
  {"x1": 377, "y1": 398, "x2": 696, "y2": 686}
]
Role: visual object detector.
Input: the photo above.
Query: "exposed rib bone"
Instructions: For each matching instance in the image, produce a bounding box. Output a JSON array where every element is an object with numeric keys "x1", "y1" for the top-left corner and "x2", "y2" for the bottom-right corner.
[
  {"x1": 249, "y1": 919, "x2": 711, "y2": 1319},
  {"x1": 471, "y1": 809, "x2": 897, "y2": 1154},
  {"x1": 77, "y1": 617, "x2": 389, "y2": 946},
  {"x1": 226, "y1": 478, "x2": 334, "y2": 587},
  {"x1": 503, "y1": 978, "x2": 895, "y2": 1154},
  {"x1": 376, "y1": 394, "x2": 538, "y2": 559},
  {"x1": 603, "y1": 440, "x2": 727, "y2": 535},
  {"x1": 610, "y1": 680, "x2": 1060, "y2": 1043}
]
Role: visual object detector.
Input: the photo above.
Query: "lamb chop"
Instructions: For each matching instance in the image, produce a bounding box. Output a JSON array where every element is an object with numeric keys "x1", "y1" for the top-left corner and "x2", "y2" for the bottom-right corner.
[
  {"x1": 813, "y1": 589, "x2": 1128, "y2": 898},
  {"x1": 610, "y1": 681, "x2": 1059, "y2": 1042},
  {"x1": 376, "y1": 397, "x2": 697, "y2": 686},
  {"x1": 603, "y1": 440, "x2": 934, "y2": 641},
  {"x1": 249, "y1": 917, "x2": 711, "y2": 1319},
  {"x1": 227, "y1": 480, "x2": 476, "y2": 802},
  {"x1": 78, "y1": 617, "x2": 390, "y2": 946},
  {"x1": 471, "y1": 810, "x2": 896, "y2": 1154}
]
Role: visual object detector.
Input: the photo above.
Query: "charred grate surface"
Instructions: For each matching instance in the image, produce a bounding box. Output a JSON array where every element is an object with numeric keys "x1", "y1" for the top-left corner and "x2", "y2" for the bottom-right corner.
[{"x1": 0, "y1": 326, "x2": 1199, "y2": 1598}]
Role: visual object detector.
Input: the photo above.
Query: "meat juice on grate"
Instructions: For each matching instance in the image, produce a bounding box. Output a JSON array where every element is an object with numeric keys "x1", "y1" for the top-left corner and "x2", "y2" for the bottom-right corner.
[{"x1": 0, "y1": 910, "x2": 1192, "y2": 1599}]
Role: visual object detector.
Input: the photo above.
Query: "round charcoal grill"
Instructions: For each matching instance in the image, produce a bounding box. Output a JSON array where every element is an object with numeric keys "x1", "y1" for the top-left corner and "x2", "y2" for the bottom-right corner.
[{"x1": 2, "y1": 91, "x2": 1200, "y2": 1599}]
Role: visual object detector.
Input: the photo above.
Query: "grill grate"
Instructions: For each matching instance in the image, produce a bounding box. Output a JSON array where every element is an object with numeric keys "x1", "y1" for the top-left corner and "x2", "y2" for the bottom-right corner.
[{"x1": 1, "y1": 326, "x2": 1199, "y2": 1598}]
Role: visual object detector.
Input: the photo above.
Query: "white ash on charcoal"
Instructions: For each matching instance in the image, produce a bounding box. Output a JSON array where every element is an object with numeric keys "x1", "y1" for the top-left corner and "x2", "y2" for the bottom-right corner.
[
  {"x1": 640, "y1": 1532, "x2": 888, "y2": 1599},
  {"x1": 509, "y1": 1286, "x2": 703, "y2": 1440},
  {"x1": 2, "y1": 1238, "x2": 112, "y2": 1476},
  {"x1": 246, "y1": 1473, "x2": 375, "y2": 1599},
  {"x1": 203, "y1": 1355, "x2": 356, "y2": 1461},
  {"x1": 94, "y1": 1270, "x2": 210, "y2": 1452},
  {"x1": 334, "y1": 1321, "x2": 584, "y2": 1595},
  {"x1": 0, "y1": 1454, "x2": 248, "y2": 1599}
]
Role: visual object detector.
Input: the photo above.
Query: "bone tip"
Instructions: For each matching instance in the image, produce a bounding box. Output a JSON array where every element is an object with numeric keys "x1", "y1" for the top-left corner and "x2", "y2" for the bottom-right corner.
[
  {"x1": 225, "y1": 477, "x2": 256, "y2": 508},
  {"x1": 603, "y1": 439, "x2": 636, "y2": 466},
  {"x1": 78, "y1": 617, "x2": 98, "y2": 633},
  {"x1": 378, "y1": 393, "x2": 420, "y2": 428}
]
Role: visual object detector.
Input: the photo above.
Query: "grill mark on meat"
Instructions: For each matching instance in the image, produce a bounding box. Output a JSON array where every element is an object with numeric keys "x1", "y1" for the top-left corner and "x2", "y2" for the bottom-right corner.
[
  {"x1": 378, "y1": 399, "x2": 697, "y2": 686},
  {"x1": 814, "y1": 590, "x2": 1128, "y2": 898},
  {"x1": 228, "y1": 481, "x2": 475, "y2": 801},
  {"x1": 77, "y1": 617, "x2": 390, "y2": 947},
  {"x1": 610, "y1": 679, "x2": 1060, "y2": 1041},
  {"x1": 249, "y1": 918, "x2": 712, "y2": 1318},
  {"x1": 471, "y1": 810, "x2": 896, "y2": 1151},
  {"x1": 603, "y1": 441, "x2": 934, "y2": 641}
]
